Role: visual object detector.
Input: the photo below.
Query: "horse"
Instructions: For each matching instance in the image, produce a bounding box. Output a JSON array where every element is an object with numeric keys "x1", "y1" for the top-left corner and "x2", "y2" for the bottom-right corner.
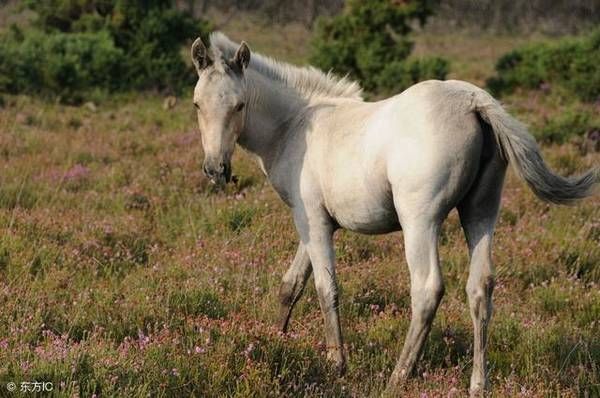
[{"x1": 189, "y1": 32, "x2": 598, "y2": 396}]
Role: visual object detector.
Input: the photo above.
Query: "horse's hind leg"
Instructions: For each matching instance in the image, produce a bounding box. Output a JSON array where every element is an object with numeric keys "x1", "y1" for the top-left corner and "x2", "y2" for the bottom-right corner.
[
  {"x1": 457, "y1": 155, "x2": 506, "y2": 397},
  {"x1": 388, "y1": 217, "x2": 444, "y2": 389},
  {"x1": 278, "y1": 242, "x2": 312, "y2": 332}
]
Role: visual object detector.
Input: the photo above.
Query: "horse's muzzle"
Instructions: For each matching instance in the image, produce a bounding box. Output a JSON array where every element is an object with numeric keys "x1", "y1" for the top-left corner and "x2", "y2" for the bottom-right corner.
[{"x1": 203, "y1": 160, "x2": 232, "y2": 185}]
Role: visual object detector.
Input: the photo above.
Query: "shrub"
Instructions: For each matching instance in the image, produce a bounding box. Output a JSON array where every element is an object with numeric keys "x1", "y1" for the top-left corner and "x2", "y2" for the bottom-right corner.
[
  {"x1": 487, "y1": 29, "x2": 600, "y2": 102},
  {"x1": 0, "y1": 0, "x2": 210, "y2": 101},
  {"x1": 376, "y1": 57, "x2": 449, "y2": 94},
  {"x1": 100, "y1": 5, "x2": 206, "y2": 91},
  {"x1": 534, "y1": 107, "x2": 598, "y2": 144},
  {"x1": 0, "y1": 29, "x2": 124, "y2": 103},
  {"x1": 310, "y1": 0, "x2": 448, "y2": 93}
]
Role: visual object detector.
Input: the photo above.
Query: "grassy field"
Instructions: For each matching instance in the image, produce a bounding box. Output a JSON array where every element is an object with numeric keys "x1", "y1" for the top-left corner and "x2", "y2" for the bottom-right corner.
[{"x1": 0, "y1": 24, "x2": 598, "y2": 397}]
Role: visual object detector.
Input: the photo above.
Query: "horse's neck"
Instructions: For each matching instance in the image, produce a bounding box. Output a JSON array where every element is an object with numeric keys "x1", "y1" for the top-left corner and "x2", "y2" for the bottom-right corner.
[{"x1": 238, "y1": 72, "x2": 308, "y2": 174}]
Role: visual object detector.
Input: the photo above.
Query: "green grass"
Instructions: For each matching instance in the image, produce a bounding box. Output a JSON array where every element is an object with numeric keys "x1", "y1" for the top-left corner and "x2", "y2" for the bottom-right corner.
[{"x1": 0, "y1": 27, "x2": 598, "y2": 397}]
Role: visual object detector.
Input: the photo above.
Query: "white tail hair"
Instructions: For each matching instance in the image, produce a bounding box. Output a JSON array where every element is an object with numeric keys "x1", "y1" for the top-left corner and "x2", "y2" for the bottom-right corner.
[{"x1": 474, "y1": 90, "x2": 599, "y2": 204}]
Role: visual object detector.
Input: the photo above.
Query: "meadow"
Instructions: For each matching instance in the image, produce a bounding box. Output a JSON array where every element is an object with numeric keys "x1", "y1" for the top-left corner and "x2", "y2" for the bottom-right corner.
[{"x1": 0, "y1": 20, "x2": 598, "y2": 397}]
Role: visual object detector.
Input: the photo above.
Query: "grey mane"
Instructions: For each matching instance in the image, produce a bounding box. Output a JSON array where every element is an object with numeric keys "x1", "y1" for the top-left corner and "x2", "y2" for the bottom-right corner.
[{"x1": 209, "y1": 32, "x2": 363, "y2": 100}]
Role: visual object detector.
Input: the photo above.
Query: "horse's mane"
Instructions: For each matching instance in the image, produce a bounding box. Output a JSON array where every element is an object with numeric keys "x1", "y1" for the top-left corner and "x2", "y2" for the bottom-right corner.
[{"x1": 209, "y1": 32, "x2": 363, "y2": 100}]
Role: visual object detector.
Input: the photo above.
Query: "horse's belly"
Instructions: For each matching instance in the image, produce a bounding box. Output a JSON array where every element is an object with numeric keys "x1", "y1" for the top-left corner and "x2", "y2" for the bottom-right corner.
[
  {"x1": 319, "y1": 133, "x2": 400, "y2": 234},
  {"x1": 335, "y1": 208, "x2": 400, "y2": 234},
  {"x1": 325, "y1": 188, "x2": 400, "y2": 234}
]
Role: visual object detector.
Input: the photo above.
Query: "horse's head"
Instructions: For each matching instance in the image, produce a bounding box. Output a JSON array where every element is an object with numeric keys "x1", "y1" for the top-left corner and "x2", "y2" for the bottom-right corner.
[{"x1": 191, "y1": 37, "x2": 250, "y2": 185}]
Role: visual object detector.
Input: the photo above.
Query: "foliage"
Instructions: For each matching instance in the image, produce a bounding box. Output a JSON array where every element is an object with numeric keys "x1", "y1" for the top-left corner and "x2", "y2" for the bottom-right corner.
[
  {"x1": 534, "y1": 107, "x2": 599, "y2": 144},
  {"x1": 487, "y1": 29, "x2": 600, "y2": 102},
  {"x1": 0, "y1": 29, "x2": 124, "y2": 103},
  {"x1": 486, "y1": 29, "x2": 600, "y2": 143},
  {"x1": 0, "y1": 0, "x2": 210, "y2": 102},
  {"x1": 376, "y1": 56, "x2": 449, "y2": 95},
  {"x1": 310, "y1": 0, "x2": 448, "y2": 93}
]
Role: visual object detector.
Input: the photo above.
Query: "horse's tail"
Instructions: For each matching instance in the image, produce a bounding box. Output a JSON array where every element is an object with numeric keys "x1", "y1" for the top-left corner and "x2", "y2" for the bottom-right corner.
[{"x1": 472, "y1": 89, "x2": 599, "y2": 205}]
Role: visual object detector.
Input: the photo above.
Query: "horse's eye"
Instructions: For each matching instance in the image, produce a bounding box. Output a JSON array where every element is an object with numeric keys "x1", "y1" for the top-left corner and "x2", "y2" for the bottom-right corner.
[
  {"x1": 234, "y1": 102, "x2": 245, "y2": 112},
  {"x1": 193, "y1": 102, "x2": 199, "y2": 109}
]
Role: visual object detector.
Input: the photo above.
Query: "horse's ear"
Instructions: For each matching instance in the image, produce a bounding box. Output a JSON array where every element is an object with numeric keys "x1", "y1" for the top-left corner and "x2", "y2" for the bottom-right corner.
[
  {"x1": 191, "y1": 37, "x2": 212, "y2": 73},
  {"x1": 232, "y1": 41, "x2": 251, "y2": 71}
]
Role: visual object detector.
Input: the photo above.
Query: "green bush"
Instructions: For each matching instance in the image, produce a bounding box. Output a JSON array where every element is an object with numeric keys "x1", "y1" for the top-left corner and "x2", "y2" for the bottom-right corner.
[
  {"x1": 487, "y1": 29, "x2": 600, "y2": 102},
  {"x1": 0, "y1": 0, "x2": 210, "y2": 101},
  {"x1": 0, "y1": 29, "x2": 124, "y2": 103},
  {"x1": 534, "y1": 107, "x2": 598, "y2": 144},
  {"x1": 310, "y1": 0, "x2": 448, "y2": 93},
  {"x1": 376, "y1": 57, "x2": 449, "y2": 94},
  {"x1": 96, "y1": 3, "x2": 207, "y2": 91}
]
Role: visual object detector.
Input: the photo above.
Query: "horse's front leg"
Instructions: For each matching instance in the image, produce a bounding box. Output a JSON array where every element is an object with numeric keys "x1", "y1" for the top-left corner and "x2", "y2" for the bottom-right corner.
[
  {"x1": 278, "y1": 242, "x2": 312, "y2": 333},
  {"x1": 294, "y1": 210, "x2": 346, "y2": 374}
]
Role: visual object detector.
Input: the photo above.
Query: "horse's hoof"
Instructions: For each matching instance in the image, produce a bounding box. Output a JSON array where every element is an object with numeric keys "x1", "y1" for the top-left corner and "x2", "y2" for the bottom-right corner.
[
  {"x1": 388, "y1": 367, "x2": 409, "y2": 386},
  {"x1": 331, "y1": 357, "x2": 346, "y2": 376},
  {"x1": 277, "y1": 306, "x2": 292, "y2": 334},
  {"x1": 383, "y1": 380, "x2": 404, "y2": 397},
  {"x1": 469, "y1": 385, "x2": 486, "y2": 397},
  {"x1": 383, "y1": 368, "x2": 409, "y2": 397},
  {"x1": 326, "y1": 350, "x2": 346, "y2": 376},
  {"x1": 469, "y1": 375, "x2": 489, "y2": 397},
  {"x1": 278, "y1": 317, "x2": 289, "y2": 334},
  {"x1": 335, "y1": 359, "x2": 346, "y2": 376}
]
